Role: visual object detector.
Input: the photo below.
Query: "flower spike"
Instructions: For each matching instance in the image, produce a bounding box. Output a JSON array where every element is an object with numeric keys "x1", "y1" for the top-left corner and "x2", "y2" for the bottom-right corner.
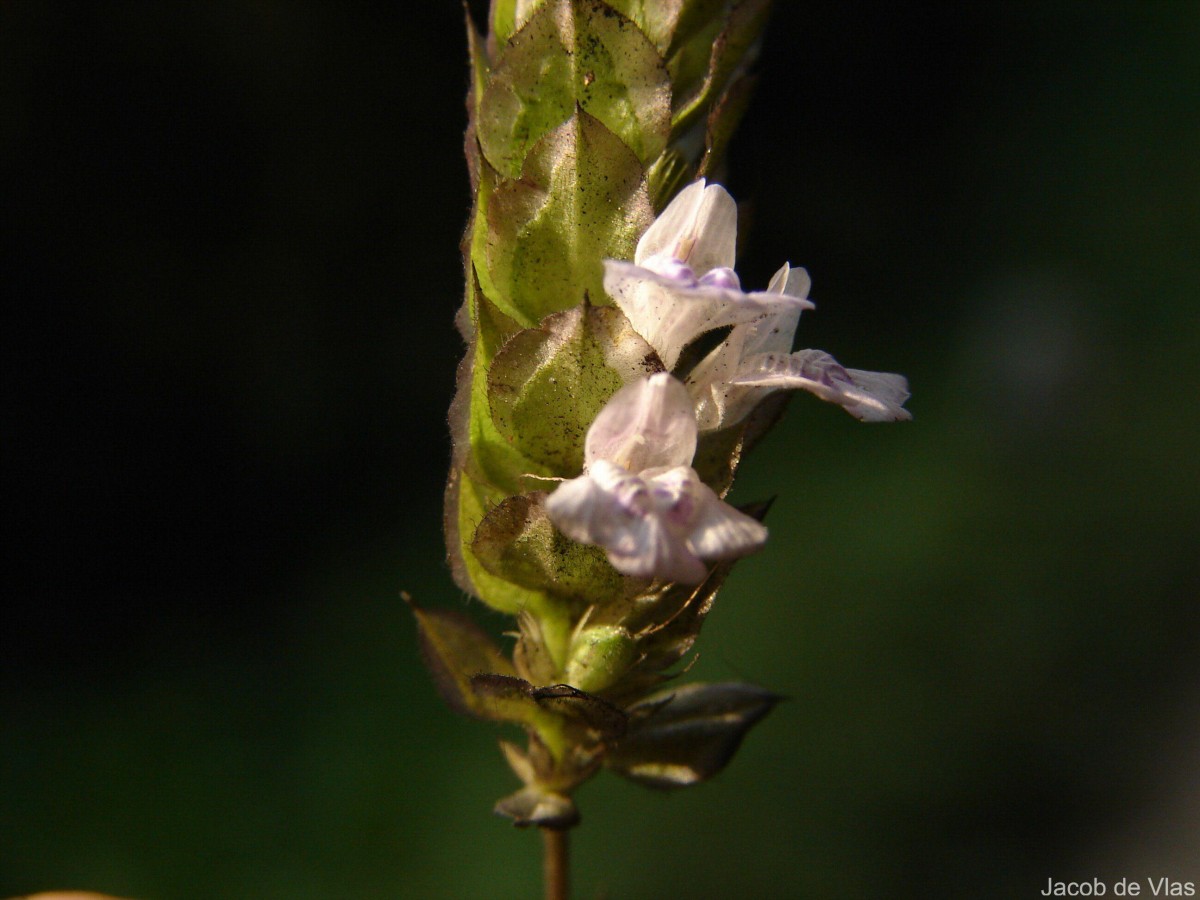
[{"x1": 429, "y1": 5, "x2": 903, "y2": 881}]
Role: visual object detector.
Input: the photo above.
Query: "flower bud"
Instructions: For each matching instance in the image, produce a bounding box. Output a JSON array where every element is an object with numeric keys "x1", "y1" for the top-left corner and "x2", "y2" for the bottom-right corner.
[{"x1": 564, "y1": 625, "x2": 637, "y2": 695}]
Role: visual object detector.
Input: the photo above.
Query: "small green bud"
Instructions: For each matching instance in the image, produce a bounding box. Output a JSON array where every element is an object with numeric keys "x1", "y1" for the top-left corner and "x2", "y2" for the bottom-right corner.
[{"x1": 564, "y1": 624, "x2": 637, "y2": 694}]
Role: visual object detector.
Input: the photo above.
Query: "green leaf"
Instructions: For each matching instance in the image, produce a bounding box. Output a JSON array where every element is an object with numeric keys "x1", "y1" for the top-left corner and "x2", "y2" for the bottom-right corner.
[
  {"x1": 606, "y1": 681, "x2": 780, "y2": 788},
  {"x1": 469, "y1": 674, "x2": 574, "y2": 759},
  {"x1": 408, "y1": 596, "x2": 516, "y2": 720},
  {"x1": 488, "y1": 303, "x2": 664, "y2": 474},
  {"x1": 487, "y1": 110, "x2": 654, "y2": 322},
  {"x1": 472, "y1": 491, "x2": 633, "y2": 603},
  {"x1": 478, "y1": 0, "x2": 670, "y2": 179}
]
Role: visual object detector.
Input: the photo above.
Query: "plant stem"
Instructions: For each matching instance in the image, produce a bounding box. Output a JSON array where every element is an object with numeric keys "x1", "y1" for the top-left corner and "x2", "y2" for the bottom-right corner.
[{"x1": 541, "y1": 826, "x2": 569, "y2": 900}]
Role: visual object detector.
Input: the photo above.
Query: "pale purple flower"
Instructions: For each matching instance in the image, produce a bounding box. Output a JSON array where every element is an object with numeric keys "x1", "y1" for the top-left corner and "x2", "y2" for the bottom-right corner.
[
  {"x1": 688, "y1": 264, "x2": 912, "y2": 429},
  {"x1": 604, "y1": 180, "x2": 911, "y2": 429},
  {"x1": 545, "y1": 374, "x2": 768, "y2": 585},
  {"x1": 602, "y1": 180, "x2": 812, "y2": 370}
]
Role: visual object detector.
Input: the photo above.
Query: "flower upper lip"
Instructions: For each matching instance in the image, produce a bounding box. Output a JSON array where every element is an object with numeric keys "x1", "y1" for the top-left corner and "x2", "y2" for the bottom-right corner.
[
  {"x1": 602, "y1": 179, "x2": 812, "y2": 372},
  {"x1": 634, "y1": 178, "x2": 738, "y2": 272}
]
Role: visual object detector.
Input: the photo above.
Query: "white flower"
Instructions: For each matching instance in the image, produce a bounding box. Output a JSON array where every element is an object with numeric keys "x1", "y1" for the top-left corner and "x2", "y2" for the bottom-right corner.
[
  {"x1": 603, "y1": 180, "x2": 911, "y2": 429},
  {"x1": 688, "y1": 264, "x2": 912, "y2": 429},
  {"x1": 545, "y1": 374, "x2": 768, "y2": 585},
  {"x1": 602, "y1": 179, "x2": 812, "y2": 370}
]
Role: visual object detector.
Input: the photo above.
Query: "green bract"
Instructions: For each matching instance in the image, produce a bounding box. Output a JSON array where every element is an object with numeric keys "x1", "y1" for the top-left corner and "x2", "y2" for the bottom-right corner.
[{"x1": 488, "y1": 304, "x2": 662, "y2": 472}]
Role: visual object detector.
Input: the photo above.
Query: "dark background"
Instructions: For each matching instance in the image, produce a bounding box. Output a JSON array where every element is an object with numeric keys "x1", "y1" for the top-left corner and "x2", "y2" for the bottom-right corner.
[{"x1": 3, "y1": 3, "x2": 1198, "y2": 897}]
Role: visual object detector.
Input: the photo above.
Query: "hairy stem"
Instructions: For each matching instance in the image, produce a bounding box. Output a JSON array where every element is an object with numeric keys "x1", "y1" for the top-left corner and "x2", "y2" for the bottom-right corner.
[{"x1": 541, "y1": 826, "x2": 569, "y2": 900}]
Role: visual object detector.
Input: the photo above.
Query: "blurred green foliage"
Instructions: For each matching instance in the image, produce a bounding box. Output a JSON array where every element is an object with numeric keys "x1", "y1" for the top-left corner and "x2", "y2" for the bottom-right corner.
[{"x1": 2, "y1": 2, "x2": 1197, "y2": 898}]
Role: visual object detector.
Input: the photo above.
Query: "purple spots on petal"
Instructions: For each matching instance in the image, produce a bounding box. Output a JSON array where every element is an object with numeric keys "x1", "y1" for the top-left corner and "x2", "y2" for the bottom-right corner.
[
  {"x1": 644, "y1": 254, "x2": 698, "y2": 286},
  {"x1": 613, "y1": 476, "x2": 652, "y2": 516},
  {"x1": 698, "y1": 267, "x2": 741, "y2": 291},
  {"x1": 787, "y1": 351, "x2": 850, "y2": 387},
  {"x1": 647, "y1": 473, "x2": 698, "y2": 529},
  {"x1": 666, "y1": 493, "x2": 695, "y2": 527}
]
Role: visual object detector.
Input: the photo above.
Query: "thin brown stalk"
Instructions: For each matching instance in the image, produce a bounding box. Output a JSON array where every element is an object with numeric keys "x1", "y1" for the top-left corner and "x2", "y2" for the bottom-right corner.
[{"x1": 541, "y1": 826, "x2": 569, "y2": 900}]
